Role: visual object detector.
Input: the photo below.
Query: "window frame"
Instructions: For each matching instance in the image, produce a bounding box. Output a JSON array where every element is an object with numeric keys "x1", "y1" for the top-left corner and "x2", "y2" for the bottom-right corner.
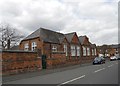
[
  {"x1": 64, "y1": 44, "x2": 68, "y2": 56},
  {"x1": 92, "y1": 49, "x2": 94, "y2": 56},
  {"x1": 24, "y1": 43, "x2": 29, "y2": 51},
  {"x1": 31, "y1": 42, "x2": 37, "y2": 51},
  {"x1": 77, "y1": 46, "x2": 80, "y2": 56},
  {"x1": 71, "y1": 45, "x2": 76, "y2": 56},
  {"x1": 87, "y1": 47, "x2": 90, "y2": 56},
  {"x1": 52, "y1": 45, "x2": 57, "y2": 52},
  {"x1": 83, "y1": 46, "x2": 86, "y2": 56}
]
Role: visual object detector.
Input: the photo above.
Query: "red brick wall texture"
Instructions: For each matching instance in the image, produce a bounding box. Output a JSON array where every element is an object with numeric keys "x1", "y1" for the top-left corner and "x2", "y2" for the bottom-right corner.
[{"x1": 1, "y1": 51, "x2": 42, "y2": 75}]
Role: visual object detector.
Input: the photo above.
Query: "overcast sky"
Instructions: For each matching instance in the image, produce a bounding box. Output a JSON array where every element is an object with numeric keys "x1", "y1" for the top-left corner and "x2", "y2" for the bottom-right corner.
[{"x1": 0, "y1": 0, "x2": 119, "y2": 46}]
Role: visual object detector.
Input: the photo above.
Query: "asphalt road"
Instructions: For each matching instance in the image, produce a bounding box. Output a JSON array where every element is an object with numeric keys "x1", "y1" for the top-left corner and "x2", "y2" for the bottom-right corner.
[{"x1": 3, "y1": 60, "x2": 119, "y2": 84}]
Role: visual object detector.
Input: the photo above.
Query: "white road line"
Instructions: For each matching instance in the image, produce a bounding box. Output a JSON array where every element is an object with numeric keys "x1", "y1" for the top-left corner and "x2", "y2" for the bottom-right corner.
[
  {"x1": 58, "y1": 75, "x2": 85, "y2": 85},
  {"x1": 94, "y1": 68, "x2": 105, "y2": 73},
  {"x1": 108, "y1": 65, "x2": 113, "y2": 68}
]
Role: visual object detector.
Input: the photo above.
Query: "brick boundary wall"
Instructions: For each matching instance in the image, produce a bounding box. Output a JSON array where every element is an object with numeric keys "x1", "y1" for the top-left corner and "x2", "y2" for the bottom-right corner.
[
  {"x1": 46, "y1": 52, "x2": 95, "y2": 69},
  {"x1": 0, "y1": 50, "x2": 42, "y2": 76},
  {"x1": 0, "y1": 50, "x2": 96, "y2": 75},
  {"x1": 47, "y1": 52, "x2": 66, "y2": 68}
]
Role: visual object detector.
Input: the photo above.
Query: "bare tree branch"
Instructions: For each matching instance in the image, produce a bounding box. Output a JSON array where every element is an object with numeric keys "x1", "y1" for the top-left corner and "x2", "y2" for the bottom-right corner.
[{"x1": 0, "y1": 23, "x2": 24, "y2": 50}]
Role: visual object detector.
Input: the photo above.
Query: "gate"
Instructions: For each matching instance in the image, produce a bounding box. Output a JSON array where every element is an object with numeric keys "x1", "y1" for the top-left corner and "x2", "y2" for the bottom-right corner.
[{"x1": 42, "y1": 55, "x2": 47, "y2": 69}]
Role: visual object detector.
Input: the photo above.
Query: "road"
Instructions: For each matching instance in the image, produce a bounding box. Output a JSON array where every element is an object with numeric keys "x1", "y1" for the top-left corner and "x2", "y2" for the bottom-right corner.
[{"x1": 3, "y1": 60, "x2": 119, "y2": 85}]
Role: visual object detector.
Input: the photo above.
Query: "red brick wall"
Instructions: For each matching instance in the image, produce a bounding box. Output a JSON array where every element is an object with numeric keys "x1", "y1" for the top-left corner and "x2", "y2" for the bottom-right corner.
[
  {"x1": 19, "y1": 37, "x2": 43, "y2": 51},
  {"x1": 68, "y1": 33, "x2": 82, "y2": 59},
  {"x1": 1, "y1": 50, "x2": 42, "y2": 75},
  {"x1": 46, "y1": 52, "x2": 66, "y2": 68},
  {"x1": 71, "y1": 33, "x2": 80, "y2": 44}
]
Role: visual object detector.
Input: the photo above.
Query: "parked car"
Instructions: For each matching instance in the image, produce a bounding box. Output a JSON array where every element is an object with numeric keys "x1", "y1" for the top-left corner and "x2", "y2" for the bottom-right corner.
[
  {"x1": 110, "y1": 56, "x2": 117, "y2": 61},
  {"x1": 100, "y1": 56, "x2": 105, "y2": 63},
  {"x1": 93, "y1": 56, "x2": 105, "y2": 65},
  {"x1": 115, "y1": 54, "x2": 120, "y2": 60},
  {"x1": 116, "y1": 56, "x2": 120, "y2": 60}
]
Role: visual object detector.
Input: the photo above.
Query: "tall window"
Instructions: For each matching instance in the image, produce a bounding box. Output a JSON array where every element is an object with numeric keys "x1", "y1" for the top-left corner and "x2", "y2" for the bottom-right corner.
[
  {"x1": 83, "y1": 46, "x2": 86, "y2": 56},
  {"x1": 92, "y1": 49, "x2": 94, "y2": 56},
  {"x1": 87, "y1": 47, "x2": 90, "y2": 56},
  {"x1": 94, "y1": 48, "x2": 97, "y2": 55},
  {"x1": 77, "y1": 46, "x2": 80, "y2": 56},
  {"x1": 31, "y1": 42, "x2": 37, "y2": 51},
  {"x1": 71, "y1": 45, "x2": 76, "y2": 56},
  {"x1": 64, "y1": 44, "x2": 67, "y2": 56},
  {"x1": 52, "y1": 45, "x2": 57, "y2": 52},
  {"x1": 24, "y1": 43, "x2": 29, "y2": 51}
]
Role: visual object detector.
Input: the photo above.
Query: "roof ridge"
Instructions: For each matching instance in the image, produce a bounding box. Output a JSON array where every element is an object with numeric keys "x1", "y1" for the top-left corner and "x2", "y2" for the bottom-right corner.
[
  {"x1": 65, "y1": 32, "x2": 76, "y2": 35},
  {"x1": 40, "y1": 27, "x2": 64, "y2": 35}
]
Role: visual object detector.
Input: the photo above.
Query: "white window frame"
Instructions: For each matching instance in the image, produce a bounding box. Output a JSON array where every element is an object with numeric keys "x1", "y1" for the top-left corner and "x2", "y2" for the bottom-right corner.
[
  {"x1": 87, "y1": 47, "x2": 90, "y2": 56},
  {"x1": 64, "y1": 44, "x2": 68, "y2": 56},
  {"x1": 71, "y1": 45, "x2": 76, "y2": 56},
  {"x1": 94, "y1": 48, "x2": 97, "y2": 55},
  {"x1": 83, "y1": 46, "x2": 86, "y2": 56},
  {"x1": 24, "y1": 43, "x2": 29, "y2": 51},
  {"x1": 52, "y1": 45, "x2": 57, "y2": 52},
  {"x1": 92, "y1": 49, "x2": 94, "y2": 56},
  {"x1": 31, "y1": 42, "x2": 37, "y2": 51},
  {"x1": 77, "y1": 46, "x2": 80, "y2": 56}
]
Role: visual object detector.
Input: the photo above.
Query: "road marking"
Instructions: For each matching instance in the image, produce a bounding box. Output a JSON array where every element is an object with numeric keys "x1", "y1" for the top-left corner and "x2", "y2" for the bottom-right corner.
[
  {"x1": 94, "y1": 68, "x2": 105, "y2": 73},
  {"x1": 108, "y1": 65, "x2": 113, "y2": 68},
  {"x1": 58, "y1": 75, "x2": 85, "y2": 85},
  {"x1": 93, "y1": 65, "x2": 101, "y2": 66}
]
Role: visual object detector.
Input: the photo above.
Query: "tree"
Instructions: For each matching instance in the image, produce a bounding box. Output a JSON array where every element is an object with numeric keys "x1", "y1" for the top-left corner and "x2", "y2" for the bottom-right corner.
[{"x1": 0, "y1": 23, "x2": 24, "y2": 50}]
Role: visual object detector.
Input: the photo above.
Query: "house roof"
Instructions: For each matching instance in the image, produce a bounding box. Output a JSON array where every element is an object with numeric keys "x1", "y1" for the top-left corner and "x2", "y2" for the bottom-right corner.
[
  {"x1": 23, "y1": 29, "x2": 40, "y2": 40},
  {"x1": 78, "y1": 36, "x2": 86, "y2": 44},
  {"x1": 23, "y1": 28, "x2": 65, "y2": 44},
  {"x1": 110, "y1": 44, "x2": 120, "y2": 49},
  {"x1": 65, "y1": 32, "x2": 76, "y2": 43},
  {"x1": 90, "y1": 43, "x2": 96, "y2": 48}
]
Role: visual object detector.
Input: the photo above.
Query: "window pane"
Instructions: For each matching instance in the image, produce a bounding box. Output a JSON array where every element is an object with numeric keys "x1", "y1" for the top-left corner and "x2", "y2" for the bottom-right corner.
[
  {"x1": 24, "y1": 43, "x2": 29, "y2": 51},
  {"x1": 32, "y1": 42, "x2": 37, "y2": 51},
  {"x1": 83, "y1": 46, "x2": 86, "y2": 56},
  {"x1": 64, "y1": 44, "x2": 67, "y2": 56},
  {"x1": 92, "y1": 49, "x2": 94, "y2": 56},
  {"x1": 87, "y1": 47, "x2": 90, "y2": 56},
  {"x1": 71, "y1": 45, "x2": 75, "y2": 56},
  {"x1": 77, "y1": 46, "x2": 80, "y2": 56},
  {"x1": 52, "y1": 45, "x2": 57, "y2": 52}
]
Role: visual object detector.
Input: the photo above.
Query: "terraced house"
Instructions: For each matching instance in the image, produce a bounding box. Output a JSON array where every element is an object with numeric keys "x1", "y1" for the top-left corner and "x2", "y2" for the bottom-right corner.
[
  {"x1": 19, "y1": 28, "x2": 82, "y2": 59},
  {"x1": 79, "y1": 36, "x2": 97, "y2": 59},
  {"x1": 20, "y1": 28, "x2": 97, "y2": 59},
  {"x1": 19, "y1": 28, "x2": 68, "y2": 59},
  {"x1": 65, "y1": 32, "x2": 81, "y2": 59},
  {"x1": 2, "y1": 27, "x2": 98, "y2": 75},
  {"x1": 19, "y1": 28, "x2": 97, "y2": 64}
]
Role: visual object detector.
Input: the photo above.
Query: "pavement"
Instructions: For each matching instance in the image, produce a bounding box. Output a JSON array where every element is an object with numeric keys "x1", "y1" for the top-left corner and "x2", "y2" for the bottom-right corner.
[
  {"x1": 2, "y1": 59, "x2": 119, "y2": 84},
  {"x1": 2, "y1": 61, "x2": 92, "y2": 83}
]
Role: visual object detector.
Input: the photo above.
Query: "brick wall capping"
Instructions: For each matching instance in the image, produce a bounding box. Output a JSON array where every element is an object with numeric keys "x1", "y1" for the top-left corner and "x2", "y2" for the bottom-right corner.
[
  {"x1": 0, "y1": 50, "x2": 37, "y2": 53},
  {"x1": 51, "y1": 51, "x2": 65, "y2": 54}
]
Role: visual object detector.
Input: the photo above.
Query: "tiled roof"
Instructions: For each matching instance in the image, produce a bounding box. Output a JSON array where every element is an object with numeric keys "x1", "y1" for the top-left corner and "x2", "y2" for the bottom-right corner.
[
  {"x1": 65, "y1": 32, "x2": 76, "y2": 43},
  {"x1": 78, "y1": 36, "x2": 86, "y2": 44},
  {"x1": 23, "y1": 28, "x2": 65, "y2": 44},
  {"x1": 90, "y1": 43, "x2": 96, "y2": 48},
  {"x1": 23, "y1": 29, "x2": 40, "y2": 40},
  {"x1": 110, "y1": 44, "x2": 120, "y2": 48}
]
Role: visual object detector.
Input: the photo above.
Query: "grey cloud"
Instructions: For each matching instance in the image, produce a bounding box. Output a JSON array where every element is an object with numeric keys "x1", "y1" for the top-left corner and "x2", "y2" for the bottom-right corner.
[{"x1": 0, "y1": 0, "x2": 118, "y2": 45}]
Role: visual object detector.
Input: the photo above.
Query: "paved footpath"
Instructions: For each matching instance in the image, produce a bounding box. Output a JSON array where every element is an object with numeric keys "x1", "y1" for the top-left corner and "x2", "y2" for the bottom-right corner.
[
  {"x1": 2, "y1": 61, "x2": 92, "y2": 83},
  {"x1": 3, "y1": 60, "x2": 118, "y2": 84}
]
